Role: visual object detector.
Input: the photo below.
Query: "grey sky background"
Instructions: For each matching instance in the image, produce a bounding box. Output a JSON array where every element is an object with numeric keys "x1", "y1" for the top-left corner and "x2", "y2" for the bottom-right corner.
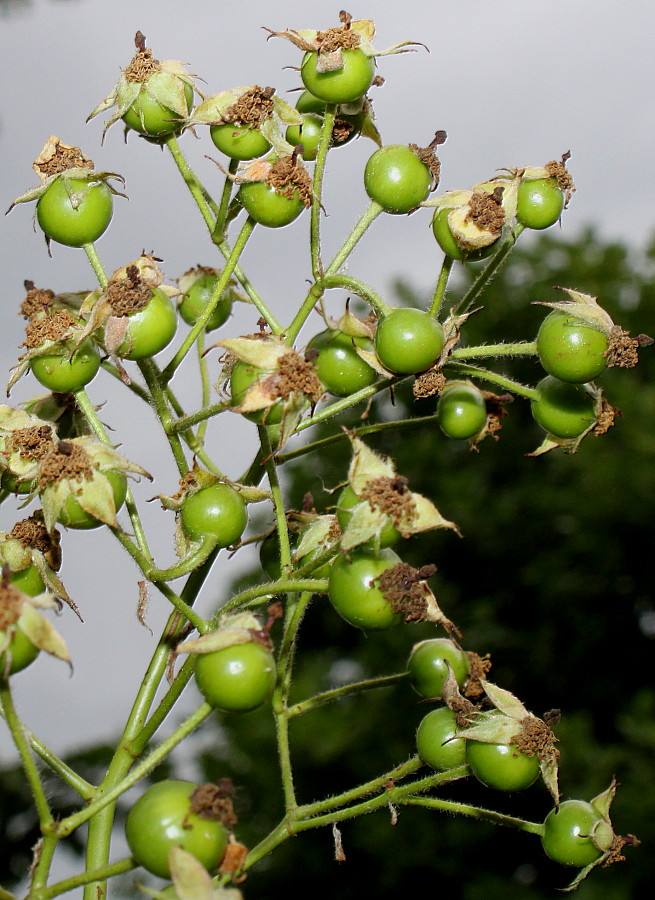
[{"x1": 1, "y1": 0, "x2": 654, "y2": 877}]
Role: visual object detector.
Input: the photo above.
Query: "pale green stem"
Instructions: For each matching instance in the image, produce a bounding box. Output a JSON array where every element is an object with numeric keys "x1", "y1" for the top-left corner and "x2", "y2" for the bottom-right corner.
[
  {"x1": 29, "y1": 858, "x2": 136, "y2": 900},
  {"x1": 214, "y1": 158, "x2": 239, "y2": 238},
  {"x1": 288, "y1": 672, "x2": 408, "y2": 718},
  {"x1": 59, "y1": 703, "x2": 213, "y2": 837},
  {"x1": 450, "y1": 341, "x2": 538, "y2": 360},
  {"x1": 403, "y1": 795, "x2": 545, "y2": 835},
  {"x1": 138, "y1": 358, "x2": 188, "y2": 476},
  {"x1": 321, "y1": 274, "x2": 391, "y2": 317},
  {"x1": 215, "y1": 241, "x2": 283, "y2": 334},
  {"x1": 0, "y1": 706, "x2": 93, "y2": 798},
  {"x1": 444, "y1": 362, "x2": 540, "y2": 400},
  {"x1": 166, "y1": 134, "x2": 219, "y2": 228},
  {"x1": 455, "y1": 223, "x2": 525, "y2": 317},
  {"x1": 324, "y1": 200, "x2": 384, "y2": 277},
  {"x1": 0, "y1": 682, "x2": 53, "y2": 828},
  {"x1": 310, "y1": 104, "x2": 337, "y2": 279},
  {"x1": 82, "y1": 242, "x2": 109, "y2": 287},
  {"x1": 163, "y1": 219, "x2": 255, "y2": 380},
  {"x1": 196, "y1": 330, "x2": 211, "y2": 444},
  {"x1": 428, "y1": 255, "x2": 454, "y2": 317}
]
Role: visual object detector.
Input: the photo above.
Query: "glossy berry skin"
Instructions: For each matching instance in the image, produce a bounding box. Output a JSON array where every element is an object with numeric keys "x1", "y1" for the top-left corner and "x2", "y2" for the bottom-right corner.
[
  {"x1": 416, "y1": 707, "x2": 467, "y2": 771},
  {"x1": 437, "y1": 383, "x2": 487, "y2": 440},
  {"x1": 178, "y1": 272, "x2": 232, "y2": 332},
  {"x1": 542, "y1": 800, "x2": 611, "y2": 867},
  {"x1": 301, "y1": 48, "x2": 375, "y2": 103},
  {"x1": 229, "y1": 360, "x2": 284, "y2": 425},
  {"x1": 307, "y1": 329, "x2": 377, "y2": 397},
  {"x1": 195, "y1": 641, "x2": 276, "y2": 712},
  {"x1": 336, "y1": 484, "x2": 401, "y2": 548},
  {"x1": 30, "y1": 339, "x2": 101, "y2": 392},
  {"x1": 466, "y1": 720, "x2": 540, "y2": 792},
  {"x1": 516, "y1": 178, "x2": 564, "y2": 230},
  {"x1": 295, "y1": 91, "x2": 363, "y2": 147},
  {"x1": 36, "y1": 177, "x2": 113, "y2": 247},
  {"x1": 10, "y1": 565, "x2": 46, "y2": 597},
  {"x1": 375, "y1": 308, "x2": 444, "y2": 375},
  {"x1": 0, "y1": 624, "x2": 40, "y2": 675},
  {"x1": 112, "y1": 289, "x2": 177, "y2": 360},
  {"x1": 328, "y1": 546, "x2": 402, "y2": 630},
  {"x1": 122, "y1": 82, "x2": 194, "y2": 137},
  {"x1": 286, "y1": 113, "x2": 324, "y2": 161},
  {"x1": 238, "y1": 180, "x2": 305, "y2": 228},
  {"x1": 537, "y1": 311, "x2": 608, "y2": 383},
  {"x1": 531, "y1": 376, "x2": 596, "y2": 439},
  {"x1": 180, "y1": 484, "x2": 247, "y2": 547},
  {"x1": 210, "y1": 123, "x2": 271, "y2": 161},
  {"x1": 431, "y1": 208, "x2": 499, "y2": 262},
  {"x1": 407, "y1": 638, "x2": 470, "y2": 699},
  {"x1": 364, "y1": 145, "x2": 432, "y2": 214},
  {"x1": 57, "y1": 470, "x2": 128, "y2": 529},
  {"x1": 125, "y1": 780, "x2": 228, "y2": 879}
]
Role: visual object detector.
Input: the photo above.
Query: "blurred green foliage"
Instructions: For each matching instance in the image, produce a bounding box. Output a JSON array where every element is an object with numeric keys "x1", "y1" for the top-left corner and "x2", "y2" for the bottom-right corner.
[{"x1": 2, "y1": 228, "x2": 654, "y2": 896}]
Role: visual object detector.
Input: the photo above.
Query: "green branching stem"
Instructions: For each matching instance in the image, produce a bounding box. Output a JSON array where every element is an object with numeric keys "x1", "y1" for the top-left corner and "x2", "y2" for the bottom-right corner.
[
  {"x1": 166, "y1": 400, "x2": 231, "y2": 434},
  {"x1": 196, "y1": 331, "x2": 211, "y2": 444},
  {"x1": 218, "y1": 578, "x2": 328, "y2": 617},
  {"x1": 310, "y1": 103, "x2": 337, "y2": 279},
  {"x1": 73, "y1": 388, "x2": 151, "y2": 558},
  {"x1": 321, "y1": 274, "x2": 391, "y2": 317},
  {"x1": 444, "y1": 361, "x2": 539, "y2": 401},
  {"x1": 277, "y1": 413, "x2": 438, "y2": 464},
  {"x1": 0, "y1": 681, "x2": 53, "y2": 829},
  {"x1": 58, "y1": 703, "x2": 213, "y2": 838},
  {"x1": 138, "y1": 359, "x2": 188, "y2": 476},
  {"x1": 450, "y1": 341, "x2": 538, "y2": 360},
  {"x1": 166, "y1": 134, "x2": 219, "y2": 229},
  {"x1": 288, "y1": 672, "x2": 408, "y2": 718},
  {"x1": 214, "y1": 158, "x2": 239, "y2": 238},
  {"x1": 0, "y1": 709, "x2": 93, "y2": 798},
  {"x1": 162, "y1": 218, "x2": 256, "y2": 381},
  {"x1": 215, "y1": 240, "x2": 283, "y2": 334},
  {"x1": 325, "y1": 200, "x2": 384, "y2": 278},
  {"x1": 0, "y1": 886, "x2": 16, "y2": 900},
  {"x1": 259, "y1": 425, "x2": 292, "y2": 573},
  {"x1": 80, "y1": 554, "x2": 218, "y2": 900},
  {"x1": 28, "y1": 858, "x2": 136, "y2": 900},
  {"x1": 82, "y1": 242, "x2": 109, "y2": 288},
  {"x1": 403, "y1": 795, "x2": 545, "y2": 835},
  {"x1": 455, "y1": 223, "x2": 525, "y2": 317},
  {"x1": 429, "y1": 255, "x2": 454, "y2": 317},
  {"x1": 294, "y1": 377, "x2": 395, "y2": 433}
]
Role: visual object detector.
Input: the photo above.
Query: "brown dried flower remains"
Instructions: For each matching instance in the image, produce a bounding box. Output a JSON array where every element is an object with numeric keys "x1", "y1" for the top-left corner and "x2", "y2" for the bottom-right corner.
[
  {"x1": 105, "y1": 265, "x2": 153, "y2": 316},
  {"x1": 7, "y1": 426, "x2": 55, "y2": 462},
  {"x1": 413, "y1": 368, "x2": 446, "y2": 398},
  {"x1": 123, "y1": 33, "x2": 162, "y2": 83},
  {"x1": 513, "y1": 715, "x2": 559, "y2": 761},
  {"x1": 359, "y1": 475, "x2": 416, "y2": 529},
  {"x1": 37, "y1": 442, "x2": 94, "y2": 489},
  {"x1": 377, "y1": 561, "x2": 437, "y2": 622},
  {"x1": 190, "y1": 781, "x2": 238, "y2": 829},
  {"x1": 317, "y1": 12, "x2": 360, "y2": 52},
  {"x1": 267, "y1": 156, "x2": 313, "y2": 207},
  {"x1": 24, "y1": 309, "x2": 77, "y2": 349},
  {"x1": 223, "y1": 87, "x2": 276, "y2": 127},
  {"x1": 10, "y1": 513, "x2": 57, "y2": 556},
  {"x1": 20, "y1": 282, "x2": 55, "y2": 320},
  {"x1": 268, "y1": 351, "x2": 323, "y2": 403},
  {"x1": 545, "y1": 151, "x2": 575, "y2": 207},
  {"x1": 36, "y1": 138, "x2": 94, "y2": 179},
  {"x1": 466, "y1": 187, "x2": 505, "y2": 233}
]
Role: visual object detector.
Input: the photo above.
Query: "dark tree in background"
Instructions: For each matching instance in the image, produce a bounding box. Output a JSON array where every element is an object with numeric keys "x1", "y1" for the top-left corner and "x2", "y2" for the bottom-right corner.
[{"x1": 2, "y1": 228, "x2": 654, "y2": 897}]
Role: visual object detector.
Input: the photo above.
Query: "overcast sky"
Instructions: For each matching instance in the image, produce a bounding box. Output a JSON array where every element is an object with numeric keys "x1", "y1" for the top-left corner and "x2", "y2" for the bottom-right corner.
[{"x1": 1, "y1": 0, "x2": 654, "y2": 838}]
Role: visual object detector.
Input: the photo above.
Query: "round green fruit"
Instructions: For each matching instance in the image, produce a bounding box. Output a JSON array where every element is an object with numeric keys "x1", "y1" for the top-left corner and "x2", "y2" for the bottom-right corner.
[
  {"x1": 537, "y1": 311, "x2": 608, "y2": 383},
  {"x1": 542, "y1": 799, "x2": 613, "y2": 867},
  {"x1": 328, "y1": 546, "x2": 402, "y2": 630},
  {"x1": 195, "y1": 641, "x2": 276, "y2": 712},
  {"x1": 375, "y1": 308, "x2": 444, "y2": 375},
  {"x1": 407, "y1": 638, "x2": 470, "y2": 699},
  {"x1": 125, "y1": 780, "x2": 229, "y2": 879},
  {"x1": 437, "y1": 382, "x2": 488, "y2": 440},
  {"x1": 36, "y1": 177, "x2": 113, "y2": 248},
  {"x1": 30, "y1": 339, "x2": 101, "y2": 393},
  {"x1": 516, "y1": 177, "x2": 564, "y2": 230},
  {"x1": 416, "y1": 707, "x2": 467, "y2": 771},
  {"x1": 307, "y1": 329, "x2": 377, "y2": 397},
  {"x1": 364, "y1": 145, "x2": 432, "y2": 214},
  {"x1": 531, "y1": 376, "x2": 596, "y2": 439},
  {"x1": 180, "y1": 484, "x2": 247, "y2": 547},
  {"x1": 300, "y1": 48, "x2": 374, "y2": 104}
]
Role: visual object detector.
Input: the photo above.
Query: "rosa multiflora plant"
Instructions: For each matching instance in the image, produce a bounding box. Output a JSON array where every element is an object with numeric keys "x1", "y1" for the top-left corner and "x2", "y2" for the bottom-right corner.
[{"x1": 0, "y1": 13, "x2": 643, "y2": 899}]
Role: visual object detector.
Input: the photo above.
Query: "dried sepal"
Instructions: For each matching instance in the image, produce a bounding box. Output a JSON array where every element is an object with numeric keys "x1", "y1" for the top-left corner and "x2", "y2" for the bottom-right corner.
[
  {"x1": 0, "y1": 405, "x2": 57, "y2": 484},
  {"x1": 137, "y1": 846, "x2": 244, "y2": 900},
  {"x1": 87, "y1": 33, "x2": 201, "y2": 141},
  {"x1": 528, "y1": 385, "x2": 615, "y2": 456},
  {"x1": 7, "y1": 308, "x2": 91, "y2": 396},
  {"x1": 7, "y1": 137, "x2": 125, "y2": 213},
  {"x1": 292, "y1": 513, "x2": 340, "y2": 564},
  {"x1": 36, "y1": 437, "x2": 150, "y2": 532},
  {"x1": 0, "y1": 573, "x2": 71, "y2": 670},
  {"x1": 266, "y1": 14, "x2": 425, "y2": 59},
  {"x1": 339, "y1": 436, "x2": 459, "y2": 551},
  {"x1": 176, "y1": 611, "x2": 263, "y2": 656}
]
